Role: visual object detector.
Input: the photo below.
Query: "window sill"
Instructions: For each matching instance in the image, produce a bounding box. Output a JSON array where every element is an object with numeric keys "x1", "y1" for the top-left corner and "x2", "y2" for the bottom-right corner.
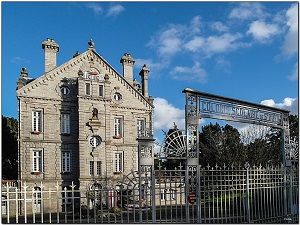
[
  {"x1": 113, "y1": 136, "x2": 122, "y2": 139},
  {"x1": 31, "y1": 172, "x2": 43, "y2": 175},
  {"x1": 31, "y1": 131, "x2": 42, "y2": 135},
  {"x1": 114, "y1": 172, "x2": 123, "y2": 175}
]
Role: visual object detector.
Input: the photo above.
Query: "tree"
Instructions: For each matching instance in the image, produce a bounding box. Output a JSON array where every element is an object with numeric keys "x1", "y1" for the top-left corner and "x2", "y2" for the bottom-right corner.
[
  {"x1": 199, "y1": 122, "x2": 245, "y2": 167},
  {"x1": 289, "y1": 114, "x2": 299, "y2": 140},
  {"x1": 240, "y1": 114, "x2": 298, "y2": 166},
  {"x1": 2, "y1": 116, "x2": 18, "y2": 180}
]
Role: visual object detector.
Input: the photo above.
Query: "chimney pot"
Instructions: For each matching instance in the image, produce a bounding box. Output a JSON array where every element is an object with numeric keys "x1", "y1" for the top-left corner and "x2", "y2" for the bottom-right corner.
[
  {"x1": 42, "y1": 38, "x2": 59, "y2": 73},
  {"x1": 120, "y1": 53, "x2": 135, "y2": 84}
]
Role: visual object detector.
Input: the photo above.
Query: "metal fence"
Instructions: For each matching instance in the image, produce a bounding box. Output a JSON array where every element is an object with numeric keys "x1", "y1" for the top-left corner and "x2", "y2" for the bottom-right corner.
[{"x1": 2, "y1": 164, "x2": 298, "y2": 223}]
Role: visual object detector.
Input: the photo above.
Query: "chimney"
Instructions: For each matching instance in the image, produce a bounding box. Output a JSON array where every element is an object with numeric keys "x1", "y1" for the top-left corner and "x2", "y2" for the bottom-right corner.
[
  {"x1": 120, "y1": 53, "x2": 135, "y2": 84},
  {"x1": 42, "y1": 38, "x2": 59, "y2": 73},
  {"x1": 139, "y1": 64, "x2": 150, "y2": 98}
]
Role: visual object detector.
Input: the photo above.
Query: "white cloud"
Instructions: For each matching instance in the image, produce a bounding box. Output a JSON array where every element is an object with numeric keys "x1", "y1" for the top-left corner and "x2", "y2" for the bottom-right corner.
[
  {"x1": 155, "y1": 26, "x2": 184, "y2": 56},
  {"x1": 215, "y1": 57, "x2": 232, "y2": 74},
  {"x1": 288, "y1": 62, "x2": 298, "y2": 81},
  {"x1": 11, "y1": 57, "x2": 30, "y2": 64},
  {"x1": 170, "y1": 61, "x2": 207, "y2": 83},
  {"x1": 204, "y1": 33, "x2": 243, "y2": 54},
  {"x1": 184, "y1": 36, "x2": 205, "y2": 52},
  {"x1": 106, "y1": 4, "x2": 125, "y2": 17},
  {"x1": 148, "y1": 15, "x2": 202, "y2": 58},
  {"x1": 184, "y1": 33, "x2": 245, "y2": 56},
  {"x1": 229, "y1": 2, "x2": 266, "y2": 20},
  {"x1": 135, "y1": 58, "x2": 164, "y2": 72},
  {"x1": 189, "y1": 15, "x2": 202, "y2": 34},
  {"x1": 210, "y1": 21, "x2": 229, "y2": 33},
  {"x1": 153, "y1": 97, "x2": 185, "y2": 132},
  {"x1": 261, "y1": 97, "x2": 298, "y2": 115},
  {"x1": 247, "y1": 21, "x2": 280, "y2": 42},
  {"x1": 281, "y1": 3, "x2": 298, "y2": 56},
  {"x1": 86, "y1": 3, "x2": 103, "y2": 15},
  {"x1": 148, "y1": 16, "x2": 246, "y2": 60}
]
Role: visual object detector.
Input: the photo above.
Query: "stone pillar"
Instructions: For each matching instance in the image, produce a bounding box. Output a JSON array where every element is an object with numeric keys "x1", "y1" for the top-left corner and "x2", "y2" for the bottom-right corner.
[
  {"x1": 120, "y1": 53, "x2": 135, "y2": 84},
  {"x1": 139, "y1": 64, "x2": 150, "y2": 98},
  {"x1": 137, "y1": 133, "x2": 155, "y2": 222},
  {"x1": 42, "y1": 38, "x2": 59, "y2": 73}
]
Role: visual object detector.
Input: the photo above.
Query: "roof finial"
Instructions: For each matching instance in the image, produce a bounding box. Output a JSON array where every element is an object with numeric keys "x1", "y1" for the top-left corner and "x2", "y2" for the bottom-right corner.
[{"x1": 88, "y1": 39, "x2": 95, "y2": 49}]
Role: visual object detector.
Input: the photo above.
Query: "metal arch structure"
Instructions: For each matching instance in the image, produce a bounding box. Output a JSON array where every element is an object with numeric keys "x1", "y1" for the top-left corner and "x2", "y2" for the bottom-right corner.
[
  {"x1": 183, "y1": 88, "x2": 292, "y2": 222},
  {"x1": 155, "y1": 128, "x2": 187, "y2": 160}
]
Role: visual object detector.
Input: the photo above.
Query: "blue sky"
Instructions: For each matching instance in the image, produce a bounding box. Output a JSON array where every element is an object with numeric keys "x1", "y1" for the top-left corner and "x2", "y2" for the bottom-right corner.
[{"x1": 1, "y1": 1, "x2": 298, "y2": 143}]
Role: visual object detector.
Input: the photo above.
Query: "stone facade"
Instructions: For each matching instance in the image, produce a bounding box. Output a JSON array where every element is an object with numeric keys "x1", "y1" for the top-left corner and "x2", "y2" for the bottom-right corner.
[{"x1": 16, "y1": 38, "x2": 154, "y2": 191}]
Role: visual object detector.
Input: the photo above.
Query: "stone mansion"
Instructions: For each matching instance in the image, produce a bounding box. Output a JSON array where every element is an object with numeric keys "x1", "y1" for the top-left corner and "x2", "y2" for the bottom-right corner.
[{"x1": 16, "y1": 38, "x2": 154, "y2": 190}]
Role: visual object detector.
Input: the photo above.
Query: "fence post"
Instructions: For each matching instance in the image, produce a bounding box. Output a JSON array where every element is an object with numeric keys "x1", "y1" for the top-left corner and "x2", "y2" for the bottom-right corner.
[
  {"x1": 23, "y1": 183, "x2": 28, "y2": 223},
  {"x1": 40, "y1": 182, "x2": 44, "y2": 223},
  {"x1": 71, "y1": 182, "x2": 76, "y2": 223},
  {"x1": 15, "y1": 187, "x2": 19, "y2": 223},
  {"x1": 6, "y1": 182, "x2": 10, "y2": 223},
  {"x1": 55, "y1": 182, "x2": 60, "y2": 224},
  {"x1": 245, "y1": 162, "x2": 250, "y2": 223}
]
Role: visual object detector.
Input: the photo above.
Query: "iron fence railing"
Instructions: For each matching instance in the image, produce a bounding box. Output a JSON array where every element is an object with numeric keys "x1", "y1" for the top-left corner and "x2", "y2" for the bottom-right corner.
[{"x1": 2, "y1": 164, "x2": 298, "y2": 223}]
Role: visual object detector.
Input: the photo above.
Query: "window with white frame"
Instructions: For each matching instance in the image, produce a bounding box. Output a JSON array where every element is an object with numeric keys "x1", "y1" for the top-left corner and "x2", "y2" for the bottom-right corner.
[
  {"x1": 89, "y1": 161, "x2": 94, "y2": 176},
  {"x1": 170, "y1": 189, "x2": 176, "y2": 200},
  {"x1": 99, "y1": 85, "x2": 103, "y2": 97},
  {"x1": 160, "y1": 189, "x2": 167, "y2": 201},
  {"x1": 32, "y1": 110, "x2": 42, "y2": 132},
  {"x1": 89, "y1": 161, "x2": 102, "y2": 176},
  {"x1": 85, "y1": 83, "x2": 91, "y2": 95},
  {"x1": 114, "y1": 118, "x2": 122, "y2": 137},
  {"x1": 33, "y1": 187, "x2": 42, "y2": 204},
  {"x1": 61, "y1": 113, "x2": 70, "y2": 134},
  {"x1": 96, "y1": 161, "x2": 102, "y2": 176},
  {"x1": 32, "y1": 150, "x2": 42, "y2": 172},
  {"x1": 137, "y1": 119, "x2": 145, "y2": 136},
  {"x1": 62, "y1": 151, "x2": 71, "y2": 172},
  {"x1": 114, "y1": 152, "x2": 123, "y2": 172}
]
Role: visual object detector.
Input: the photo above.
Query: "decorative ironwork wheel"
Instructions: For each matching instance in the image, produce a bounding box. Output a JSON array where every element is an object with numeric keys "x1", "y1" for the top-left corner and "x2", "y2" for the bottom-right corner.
[{"x1": 155, "y1": 126, "x2": 187, "y2": 159}]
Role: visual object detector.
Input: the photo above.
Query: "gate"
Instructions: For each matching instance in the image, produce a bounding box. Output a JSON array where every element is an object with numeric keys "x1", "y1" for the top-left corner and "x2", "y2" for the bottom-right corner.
[{"x1": 135, "y1": 88, "x2": 298, "y2": 223}]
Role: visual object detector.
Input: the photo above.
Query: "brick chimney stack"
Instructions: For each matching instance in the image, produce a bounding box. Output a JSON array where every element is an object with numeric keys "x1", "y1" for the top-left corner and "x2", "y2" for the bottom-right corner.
[
  {"x1": 42, "y1": 38, "x2": 59, "y2": 73},
  {"x1": 139, "y1": 64, "x2": 150, "y2": 98},
  {"x1": 120, "y1": 53, "x2": 135, "y2": 84}
]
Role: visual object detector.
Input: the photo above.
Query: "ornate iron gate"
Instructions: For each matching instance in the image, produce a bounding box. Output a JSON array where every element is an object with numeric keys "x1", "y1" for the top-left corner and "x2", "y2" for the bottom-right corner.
[
  {"x1": 133, "y1": 88, "x2": 298, "y2": 223},
  {"x1": 182, "y1": 88, "x2": 298, "y2": 223}
]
